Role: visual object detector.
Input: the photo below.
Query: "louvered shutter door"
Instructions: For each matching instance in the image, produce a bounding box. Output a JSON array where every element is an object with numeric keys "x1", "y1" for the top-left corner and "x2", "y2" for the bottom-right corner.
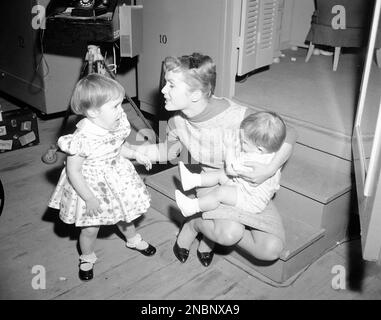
[{"x1": 237, "y1": 0, "x2": 278, "y2": 76}]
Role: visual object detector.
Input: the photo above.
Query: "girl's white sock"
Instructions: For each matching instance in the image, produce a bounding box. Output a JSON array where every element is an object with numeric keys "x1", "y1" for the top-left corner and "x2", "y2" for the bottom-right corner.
[
  {"x1": 179, "y1": 161, "x2": 201, "y2": 191},
  {"x1": 126, "y1": 233, "x2": 148, "y2": 250},
  {"x1": 175, "y1": 190, "x2": 200, "y2": 217}
]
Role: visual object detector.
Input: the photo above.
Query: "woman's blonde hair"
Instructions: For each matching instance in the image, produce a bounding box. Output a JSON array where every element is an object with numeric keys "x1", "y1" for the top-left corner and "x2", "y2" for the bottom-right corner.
[
  {"x1": 70, "y1": 73, "x2": 125, "y2": 116},
  {"x1": 163, "y1": 52, "x2": 216, "y2": 98},
  {"x1": 240, "y1": 111, "x2": 286, "y2": 153}
]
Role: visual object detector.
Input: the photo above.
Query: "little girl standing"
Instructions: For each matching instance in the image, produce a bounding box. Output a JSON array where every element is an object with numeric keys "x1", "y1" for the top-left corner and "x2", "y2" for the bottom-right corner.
[{"x1": 48, "y1": 73, "x2": 156, "y2": 281}]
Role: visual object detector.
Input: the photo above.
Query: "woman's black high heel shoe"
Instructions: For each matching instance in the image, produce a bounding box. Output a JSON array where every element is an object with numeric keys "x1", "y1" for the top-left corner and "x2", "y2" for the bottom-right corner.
[
  {"x1": 197, "y1": 250, "x2": 214, "y2": 267},
  {"x1": 173, "y1": 241, "x2": 189, "y2": 263}
]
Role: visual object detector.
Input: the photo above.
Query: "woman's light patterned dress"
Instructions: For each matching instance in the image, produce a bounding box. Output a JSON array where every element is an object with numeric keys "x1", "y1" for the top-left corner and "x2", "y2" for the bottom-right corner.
[{"x1": 48, "y1": 112, "x2": 150, "y2": 226}]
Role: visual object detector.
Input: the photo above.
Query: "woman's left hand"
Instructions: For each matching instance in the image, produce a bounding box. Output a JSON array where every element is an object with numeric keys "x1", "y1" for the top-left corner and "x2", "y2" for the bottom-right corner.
[{"x1": 235, "y1": 160, "x2": 274, "y2": 185}]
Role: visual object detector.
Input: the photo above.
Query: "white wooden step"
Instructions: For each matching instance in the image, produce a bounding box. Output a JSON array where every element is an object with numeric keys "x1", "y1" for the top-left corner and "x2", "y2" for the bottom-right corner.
[
  {"x1": 274, "y1": 143, "x2": 353, "y2": 250},
  {"x1": 144, "y1": 142, "x2": 353, "y2": 282},
  {"x1": 145, "y1": 165, "x2": 326, "y2": 283},
  {"x1": 281, "y1": 143, "x2": 352, "y2": 204}
]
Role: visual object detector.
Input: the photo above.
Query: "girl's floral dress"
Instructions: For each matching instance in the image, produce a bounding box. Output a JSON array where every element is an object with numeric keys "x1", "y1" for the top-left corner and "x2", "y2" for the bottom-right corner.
[{"x1": 48, "y1": 112, "x2": 150, "y2": 226}]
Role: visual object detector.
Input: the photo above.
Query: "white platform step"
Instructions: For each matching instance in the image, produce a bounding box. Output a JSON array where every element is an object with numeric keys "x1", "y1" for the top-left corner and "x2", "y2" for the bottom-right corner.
[{"x1": 144, "y1": 142, "x2": 353, "y2": 282}]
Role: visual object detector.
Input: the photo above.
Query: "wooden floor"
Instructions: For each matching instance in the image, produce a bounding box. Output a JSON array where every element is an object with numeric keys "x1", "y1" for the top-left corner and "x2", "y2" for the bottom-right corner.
[{"x1": 1, "y1": 109, "x2": 381, "y2": 300}]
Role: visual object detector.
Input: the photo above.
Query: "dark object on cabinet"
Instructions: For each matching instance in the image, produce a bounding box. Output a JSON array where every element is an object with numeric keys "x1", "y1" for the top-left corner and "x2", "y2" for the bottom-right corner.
[{"x1": 44, "y1": 0, "x2": 120, "y2": 44}]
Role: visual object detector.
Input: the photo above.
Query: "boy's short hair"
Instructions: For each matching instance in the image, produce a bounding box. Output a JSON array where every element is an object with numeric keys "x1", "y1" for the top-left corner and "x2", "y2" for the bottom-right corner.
[
  {"x1": 70, "y1": 73, "x2": 125, "y2": 116},
  {"x1": 240, "y1": 111, "x2": 286, "y2": 153},
  {"x1": 163, "y1": 52, "x2": 216, "y2": 98}
]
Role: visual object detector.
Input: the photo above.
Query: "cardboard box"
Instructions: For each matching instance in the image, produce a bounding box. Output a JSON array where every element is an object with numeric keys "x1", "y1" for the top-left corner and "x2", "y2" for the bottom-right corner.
[{"x1": 0, "y1": 108, "x2": 39, "y2": 153}]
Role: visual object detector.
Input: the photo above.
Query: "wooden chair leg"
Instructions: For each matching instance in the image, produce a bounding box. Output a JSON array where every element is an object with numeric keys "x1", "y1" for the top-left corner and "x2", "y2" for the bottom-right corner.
[
  {"x1": 333, "y1": 47, "x2": 341, "y2": 71},
  {"x1": 305, "y1": 42, "x2": 315, "y2": 62}
]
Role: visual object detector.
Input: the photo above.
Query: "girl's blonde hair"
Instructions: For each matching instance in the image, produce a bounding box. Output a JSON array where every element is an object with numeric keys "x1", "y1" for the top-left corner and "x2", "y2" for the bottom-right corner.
[
  {"x1": 240, "y1": 111, "x2": 286, "y2": 153},
  {"x1": 70, "y1": 73, "x2": 125, "y2": 116},
  {"x1": 163, "y1": 52, "x2": 216, "y2": 98}
]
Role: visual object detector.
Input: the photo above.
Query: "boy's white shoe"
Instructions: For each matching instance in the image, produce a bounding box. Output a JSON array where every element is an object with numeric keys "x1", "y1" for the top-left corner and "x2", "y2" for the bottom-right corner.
[
  {"x1": 175, "y1": 190, "x2": 200, "y2": 217},
  {"x1": 178, "y1": 161, "x2": 201, "y2": 191}
]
